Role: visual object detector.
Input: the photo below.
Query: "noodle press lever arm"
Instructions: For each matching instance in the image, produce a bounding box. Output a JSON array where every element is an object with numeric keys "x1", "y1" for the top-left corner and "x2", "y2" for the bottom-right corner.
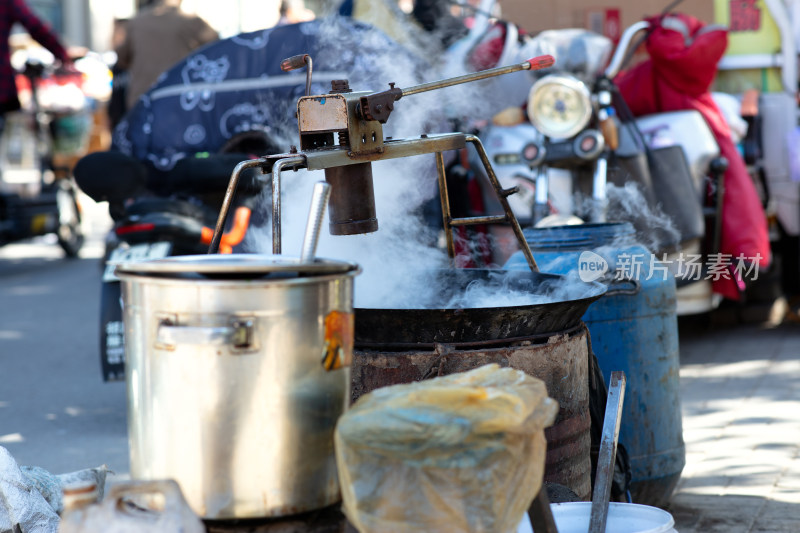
[{"x1": 359, "y1": 55, "x2": 555, "y2": 123}]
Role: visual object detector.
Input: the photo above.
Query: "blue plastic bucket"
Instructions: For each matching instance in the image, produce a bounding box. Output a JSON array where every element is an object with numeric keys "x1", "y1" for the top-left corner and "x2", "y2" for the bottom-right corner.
[{"x1": 506, "y1": 223, "x2": 685, "y2": 507}]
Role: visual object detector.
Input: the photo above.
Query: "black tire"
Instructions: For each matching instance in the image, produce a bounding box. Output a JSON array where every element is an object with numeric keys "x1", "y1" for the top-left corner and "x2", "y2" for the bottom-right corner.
[{"x1": 56, "y1": 179, "x2": 84, "y2": 257}]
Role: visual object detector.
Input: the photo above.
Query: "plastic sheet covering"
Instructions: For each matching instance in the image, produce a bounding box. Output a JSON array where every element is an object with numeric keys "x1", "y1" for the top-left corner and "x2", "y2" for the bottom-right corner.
[
  {"x1": 0, "y1": 446, "x2": 59, "y2": 533},
  {"x1": 335, "y1": 364, "x2": 559, "y2": 533}
]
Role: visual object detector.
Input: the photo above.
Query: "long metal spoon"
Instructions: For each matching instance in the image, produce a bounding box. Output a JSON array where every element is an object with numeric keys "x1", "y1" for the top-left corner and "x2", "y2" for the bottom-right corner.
[{"x1": 300, "y1": 182, "x2": 331, "y2": 263}]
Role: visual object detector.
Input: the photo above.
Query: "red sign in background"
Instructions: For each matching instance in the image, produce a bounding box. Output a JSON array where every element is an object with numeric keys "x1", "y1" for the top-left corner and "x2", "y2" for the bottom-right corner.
[
  {"x1": 729, "y1": 0, "x2": 762, "y2": 32},
  {"x1": 586, "y1": 8, "x2": 622, "y2": 44}
]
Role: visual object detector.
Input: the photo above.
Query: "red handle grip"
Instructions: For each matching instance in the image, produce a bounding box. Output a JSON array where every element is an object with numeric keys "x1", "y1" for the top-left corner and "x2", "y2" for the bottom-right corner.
[
  {"x1": 280, "y1": 54, "x2": 310, "y2": 72},
  {"x1": 525, "y1": 55, "x2": 556, "y2": 71}
]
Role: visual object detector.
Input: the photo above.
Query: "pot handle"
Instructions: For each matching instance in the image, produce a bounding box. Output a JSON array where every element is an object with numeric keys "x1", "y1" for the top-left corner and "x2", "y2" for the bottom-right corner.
[
  {"x1": 157, "y1": 318, "x2": 254, "y2": 350},
  {"x1": 604, "y1": 278, "x2": 641, "y2": 296}
]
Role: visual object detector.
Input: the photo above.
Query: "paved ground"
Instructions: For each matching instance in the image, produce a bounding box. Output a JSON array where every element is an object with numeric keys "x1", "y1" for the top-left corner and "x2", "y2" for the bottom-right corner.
[
  {"x1": 0, "y1": 196, "x2": 129, "y2": 478},
  {"x1": 667, "y1": 309, "x2": 800, "y2": 532}
]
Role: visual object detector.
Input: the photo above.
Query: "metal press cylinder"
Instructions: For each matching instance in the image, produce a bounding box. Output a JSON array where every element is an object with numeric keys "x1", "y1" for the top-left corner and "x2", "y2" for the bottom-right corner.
[{"x1": 324, "y1": 163, "x2": 379, "y2": 235}]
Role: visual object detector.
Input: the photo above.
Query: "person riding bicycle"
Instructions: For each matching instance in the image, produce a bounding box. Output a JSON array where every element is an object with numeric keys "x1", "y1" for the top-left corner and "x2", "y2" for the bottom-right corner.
[{"x1": 0, "y1": 0, "x2": 71, "y2": 121}]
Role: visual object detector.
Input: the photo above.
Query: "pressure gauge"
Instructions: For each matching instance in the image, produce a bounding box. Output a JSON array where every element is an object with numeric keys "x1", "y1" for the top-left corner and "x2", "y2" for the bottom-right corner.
[{"x1": 528, "y1": 74, "x2": 593, "y2": 140}]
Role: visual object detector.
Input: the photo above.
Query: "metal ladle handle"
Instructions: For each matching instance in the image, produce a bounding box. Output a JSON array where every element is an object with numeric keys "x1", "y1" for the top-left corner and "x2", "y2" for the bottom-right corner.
[
  {"x1": 280, "y1": 54, "x2": 313, "y2": 97},
  {"x1": 360, "y1": 55, "x2": 555, "y2": 123},
  {"x1": 401, "y1": 55, "x2": 555, "y2": 98},
  {"x1": 300, "y1": 182, "x2": 331, "y2": 263}
]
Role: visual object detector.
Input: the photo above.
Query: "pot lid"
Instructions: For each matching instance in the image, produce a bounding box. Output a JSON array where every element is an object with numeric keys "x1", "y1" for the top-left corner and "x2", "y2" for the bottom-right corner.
[{"x1": 115, "y1": 253, "x2": 359, "y2": 278}]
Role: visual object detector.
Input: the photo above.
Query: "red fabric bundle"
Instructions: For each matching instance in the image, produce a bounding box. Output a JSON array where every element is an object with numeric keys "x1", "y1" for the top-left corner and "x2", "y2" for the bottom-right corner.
[{"x1": 615, "y1": 14, "x2": 771, "y2": 300}]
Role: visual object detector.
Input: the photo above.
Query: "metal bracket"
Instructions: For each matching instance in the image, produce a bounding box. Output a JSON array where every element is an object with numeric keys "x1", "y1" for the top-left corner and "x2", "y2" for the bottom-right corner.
[
  {"x1": 433, "y1": 135, "x2": 538, "y2": 272},
  {"x1": 209, "y1": 133, "x2": 539, "y2": 274}
]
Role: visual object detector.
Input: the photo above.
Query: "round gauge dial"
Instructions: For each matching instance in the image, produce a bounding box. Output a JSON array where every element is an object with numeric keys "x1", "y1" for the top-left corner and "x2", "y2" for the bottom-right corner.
[{"x1": 528, "y1": 75, "x2": 593, "y2": 140}]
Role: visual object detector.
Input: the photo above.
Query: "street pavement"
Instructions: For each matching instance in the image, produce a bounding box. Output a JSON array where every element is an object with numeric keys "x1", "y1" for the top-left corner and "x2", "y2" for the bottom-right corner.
[
  {"x1": 668, "y1": 310, "x2": 800, "y2": 532},
  {"x1": 0, "y1": 197, "x2": 129, "y2": 478}
]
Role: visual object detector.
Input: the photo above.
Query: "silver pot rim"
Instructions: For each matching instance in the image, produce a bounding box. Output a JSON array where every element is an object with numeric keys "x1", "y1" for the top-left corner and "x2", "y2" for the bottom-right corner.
[{"x1": 115, "y1": 253, "x2": 359, "y2": 278}]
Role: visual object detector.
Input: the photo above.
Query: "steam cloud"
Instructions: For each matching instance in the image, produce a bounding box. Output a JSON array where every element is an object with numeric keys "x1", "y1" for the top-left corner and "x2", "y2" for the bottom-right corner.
[
  {"x1": 244, "y1": 16, "x2": 533, "y2": 309},
  {"x1": 605, "y1": 182, "x2": 682, "y2": 254}
]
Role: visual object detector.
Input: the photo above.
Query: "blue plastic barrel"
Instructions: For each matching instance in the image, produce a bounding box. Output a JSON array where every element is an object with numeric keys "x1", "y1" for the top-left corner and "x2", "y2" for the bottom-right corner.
[{"x1": 506, "y1": 223, "x2": 685, "y2": 508}]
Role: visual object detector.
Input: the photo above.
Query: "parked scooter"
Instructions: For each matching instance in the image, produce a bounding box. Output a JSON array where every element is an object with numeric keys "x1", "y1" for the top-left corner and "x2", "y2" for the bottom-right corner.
[
  {"x1": 0, "y1": 57, "x2": 85, "y2": 256},
  {"x1": 479, "y1": 28, "x2": 616, "y2": 227},
  {"x1": 74, "y1": 141, "x2": 270, "y2": 381},
  {"x1": 471, "y1": 20, "x2": 731, "y2": 314}
]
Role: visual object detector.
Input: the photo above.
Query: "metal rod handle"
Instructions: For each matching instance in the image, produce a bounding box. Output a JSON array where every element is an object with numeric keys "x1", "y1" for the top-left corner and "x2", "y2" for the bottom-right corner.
[
  {"x1": 208, "y1": 158, "x2": 267, "y2": 254},
  {"x1": 401, "y1": 55, "x2": 554, "y2": 98},
  {"x1": 449, "y1": 215, "x2": 508, "y2": 226},
  {"x1": 280, "y1": 54, "x2": 313, "y2": 96},
  {"x1": 271, "y1": 156, "x2": 307, "y2": 255},
  {"x1": 300, "y1": 182, "x2": 331, "y2": 263},
  {"x1": 280, "y1": 54, "x2": 309, "y2": 71},
  {"x1": 435, "y1": 151, "x2": 456, "y2": 259}
]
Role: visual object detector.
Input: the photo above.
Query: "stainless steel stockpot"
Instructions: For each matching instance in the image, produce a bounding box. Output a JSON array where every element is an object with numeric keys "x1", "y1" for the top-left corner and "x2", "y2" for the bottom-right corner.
[{"x1": 116, "y1": 254, "x2": 359, "y2": 520}]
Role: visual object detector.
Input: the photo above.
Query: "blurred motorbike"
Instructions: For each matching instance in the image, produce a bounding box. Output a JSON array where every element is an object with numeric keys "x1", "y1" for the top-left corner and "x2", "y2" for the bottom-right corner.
[
  {"x1": 467, "y1": 17, "x2": 736, "y2": 314},
  {"x1": 480, "y1": 28, "x2": 617, "y2": 227},
  {"x1": 0, "y1": 54, "x2": 87, "y2": 256}
]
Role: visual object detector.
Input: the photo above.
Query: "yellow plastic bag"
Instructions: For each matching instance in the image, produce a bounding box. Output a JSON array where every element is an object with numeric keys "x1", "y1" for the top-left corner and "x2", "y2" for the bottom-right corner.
[{"x1": 335, "y1": 364, "x2": 559, "y2": 533}]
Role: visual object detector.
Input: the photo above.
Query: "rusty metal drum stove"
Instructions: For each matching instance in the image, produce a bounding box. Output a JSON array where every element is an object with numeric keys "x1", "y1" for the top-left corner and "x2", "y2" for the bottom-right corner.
[{"x1": 351, "y1": 269, "x2": 606, "y2": 501}]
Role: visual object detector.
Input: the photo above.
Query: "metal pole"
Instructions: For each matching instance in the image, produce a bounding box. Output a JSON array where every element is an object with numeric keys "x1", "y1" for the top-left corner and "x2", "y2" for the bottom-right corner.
[
  {"x1": 450, "y1": 215, "x2": 508, "y2": 226},
  {"x1": 304, "y1": 55, "x2": 313, "y2": 97},
  {"x1": 401, "y1": 56, "x2": 554, "y2": 98},
  {"x1": 435, "y1": 151, "x2": 456, "y2": 259},
  {"x1": 270, "y1": 156, "x2": 306, "y2": 255},
  {"x1": 592, "y1": 156, "x2": 608, "y2": 223},
  {"x1": 466, "y1": 135, "x2": 539, "y2": 272},
  {"x1": 208, "y1": 158, "x2": 267, "y2": 254}
]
